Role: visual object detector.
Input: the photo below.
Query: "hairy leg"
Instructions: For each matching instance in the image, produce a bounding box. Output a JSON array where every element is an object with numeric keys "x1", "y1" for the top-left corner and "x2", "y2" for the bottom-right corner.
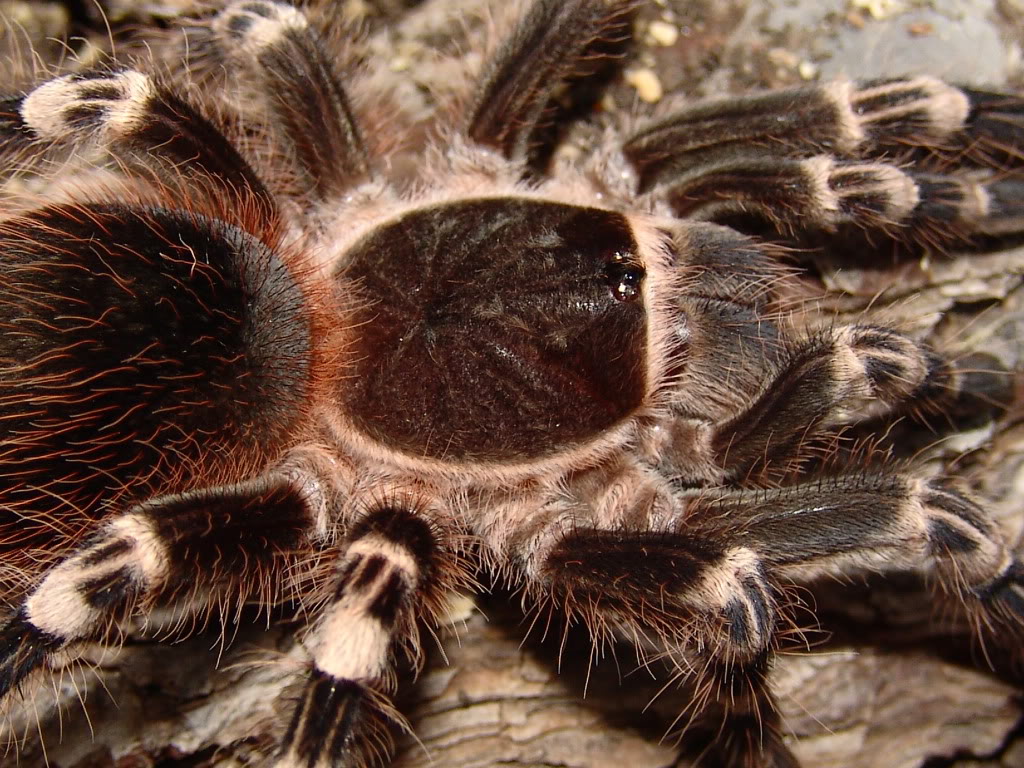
[
  {"x1": 623, "y1": 78, "x2": 1024, "y2": 245},
  {"x1": 485, "y1": 460, "x2": 1023, "y2": 767},
  {"x1": 651, "y1": 224, "x2": 999, "y2": 483},
  {"x1": 276, "y1": 503, "x2": 456, "y2": 768},
  {"x1": 4, "y1": 68, "x2": 275, "y2": 215},
  {"x1": 0, "y1": 447, "x2": 344, "y2": 701},
  {"x1": 184, "y1": 0, "x2": 370, "y2": 202},
  {"x1": 467, "y1": 0, "x2": 636, "y2": 164}
]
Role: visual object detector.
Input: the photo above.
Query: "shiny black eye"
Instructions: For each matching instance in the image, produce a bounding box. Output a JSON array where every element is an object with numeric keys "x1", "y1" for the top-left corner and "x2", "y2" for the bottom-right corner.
[{"x1": 604, "y1": 252, "x2": 645, "y2": 302}]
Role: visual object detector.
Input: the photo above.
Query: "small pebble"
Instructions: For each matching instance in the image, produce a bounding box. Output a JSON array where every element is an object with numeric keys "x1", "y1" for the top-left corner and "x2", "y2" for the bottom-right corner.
[
  {"x1": 850, "y1": 0, "x2": 905, "y2": 21},
  {"x1": 798, "y1": 60, "x2": 818, "y2": 80},
  {"x1": 648, "y1": 20, "x2": 679, "y2": 47},
  {"x1": 626, "y1": 67, "x2": 664, "y2": 103}
]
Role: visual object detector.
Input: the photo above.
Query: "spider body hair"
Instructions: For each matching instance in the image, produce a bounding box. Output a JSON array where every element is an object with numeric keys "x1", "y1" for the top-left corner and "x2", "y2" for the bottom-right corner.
[{"x1": 0, "y1": 1, "x2": 1023, "y2": 767}]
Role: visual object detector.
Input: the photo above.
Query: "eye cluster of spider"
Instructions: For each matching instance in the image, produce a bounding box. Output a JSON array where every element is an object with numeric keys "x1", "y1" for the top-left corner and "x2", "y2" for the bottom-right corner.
[{"x1": 1, "y1": 1, "x2": 1024, "y2": 767}]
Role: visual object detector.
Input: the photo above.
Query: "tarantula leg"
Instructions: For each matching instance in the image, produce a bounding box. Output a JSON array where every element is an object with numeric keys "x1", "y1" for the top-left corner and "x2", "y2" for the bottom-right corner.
[
  {"x1": 522, "y1": 466, "x2": 1020, "y2": 766},
  {"x1": 468, "y1": 0, "x2": 636, "y2": 163},
  {"x1": 13, "y1": 69, "x2": 273, "y2": 207},
  {"x1": 660, "y1": 154, "x2": 1024, "y2": 244},
  {"x1": 666, "y1": 224, "x2": 1012, "y2": 426},
  {"x1": 535, "y1": 526, "x2": 796, "y2": 767},
  {"x1": 0, "y1": 457, "x2": 336, "y2": 701},
  {"x1": 622, "y1": 77, "x2": 1024, "y2": 192},
  {"x1": 624, "y1": 84, "x2": 861, "y2": 192},
  {"x1": 682, "y1": 657, "x2": 799, "y2": 768},
  {"x1": 198, "y1": 0, "x2": 370, "y2": 198},
  {"x1": 663, "y1": 320, "x2": 957, "y2": 482},
  {"x1": 692, "y1": 474, "x2": 1024, "y2": 629},
  {"x1": 867, "y1": 83, "x2": 1024, "y2": 168},
  {"x1": 660, "y1": 228, "x2": 983, "y2": 481},
  {"x1": 278, "y1": 505, "x2": 440, "y2": 768}
]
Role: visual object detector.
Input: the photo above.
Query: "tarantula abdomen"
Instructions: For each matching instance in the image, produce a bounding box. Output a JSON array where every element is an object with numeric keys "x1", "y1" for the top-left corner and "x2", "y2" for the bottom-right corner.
[{"x1": 0, "y1": 202, "x2": 314, "y2": 563}]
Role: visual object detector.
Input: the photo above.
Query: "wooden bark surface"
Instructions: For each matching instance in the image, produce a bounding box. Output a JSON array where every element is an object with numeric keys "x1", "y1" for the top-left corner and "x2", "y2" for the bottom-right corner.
[{"x1": 2, "y1": 1, "x2": 1024, "y2": 767}]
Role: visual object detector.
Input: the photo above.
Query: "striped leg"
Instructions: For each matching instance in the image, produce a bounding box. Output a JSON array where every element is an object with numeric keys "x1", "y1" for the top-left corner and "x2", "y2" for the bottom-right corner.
[
  {"x1": 655, "y1": 156, "x2": 1024, "y2": 245},
  {"x1": 651, "y1": 318, "x2": 959, "y2": 486},
  {"x1": 497, "y1": 462, "x2": 1024, "y2": 767},
  {"x1": 651, "y1": 226, "x2": 1007, "y2": 485},
  {"x1": 0, "y1": 449, "x2": 342, "y2": 700},
  {"x1": 663, "y1": 322, "x2": 958, "y2": 483},
  {"x1": 278, "y1": 505, "x2": 443, "y2": 768},
  {"x1": 624, "y1": 77, "x2": 1024, "y2": 188},
  {"x1": 185, "y1": 0, "x2": 370, "y2": 201},
  {"x1": 7, "y1": 68, "x2": 274, "y2": 212},
  {"x1": 467, "y1": 0, "x2": 637, "y2": 164},
  {"x1": 623, "y1": 78, "x2": 1024, "y2": 245}
]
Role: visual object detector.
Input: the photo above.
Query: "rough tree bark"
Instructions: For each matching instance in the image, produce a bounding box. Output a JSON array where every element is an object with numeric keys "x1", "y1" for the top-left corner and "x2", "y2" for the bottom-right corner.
[{"x1": 2, "y1": 0, "x2": 1024, "y2": 767}]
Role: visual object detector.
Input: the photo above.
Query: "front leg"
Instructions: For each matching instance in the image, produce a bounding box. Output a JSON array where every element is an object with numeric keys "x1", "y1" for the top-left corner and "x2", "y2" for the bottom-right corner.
[
  {"x1": 494, "y1": 463, "x2": 1024, "y2": 767},
  {"x1": 623, "y1": 78, "x2": 1024, "y2": 246},
  {"x1": 654, "y1": 224, "x2": 1014, "y2": 484},
  {"x1": 667, "y1": 317, "x2": 959, "y2": 484}
]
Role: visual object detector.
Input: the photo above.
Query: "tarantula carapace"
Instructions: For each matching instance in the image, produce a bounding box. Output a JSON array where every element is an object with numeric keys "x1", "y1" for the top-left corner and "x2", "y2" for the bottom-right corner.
[{"x1": 0, "y1": 0, "x2": 1023, "y2": 766}]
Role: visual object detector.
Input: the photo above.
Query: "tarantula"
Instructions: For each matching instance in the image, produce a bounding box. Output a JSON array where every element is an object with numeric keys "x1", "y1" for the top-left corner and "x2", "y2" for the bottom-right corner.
[{"x1": 1, "y1": 0, "x2": 1023, "y2": 766}]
